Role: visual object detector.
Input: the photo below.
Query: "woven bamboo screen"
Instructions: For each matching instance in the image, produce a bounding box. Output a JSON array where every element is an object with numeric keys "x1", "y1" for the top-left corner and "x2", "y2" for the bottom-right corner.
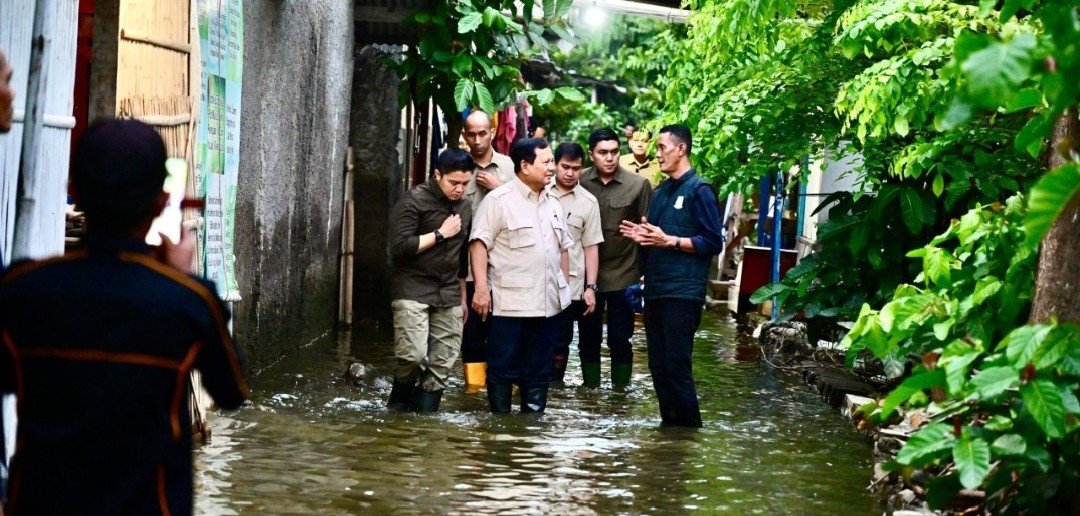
[{"x1": 116, "y1": 0, "x2": 192, "y2": 159}]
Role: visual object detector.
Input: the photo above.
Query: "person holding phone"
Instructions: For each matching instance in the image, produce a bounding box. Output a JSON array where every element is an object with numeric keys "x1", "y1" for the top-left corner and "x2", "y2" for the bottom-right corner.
[{"x1": 0, "y1": 119, "x2": 248, "y2": 514}]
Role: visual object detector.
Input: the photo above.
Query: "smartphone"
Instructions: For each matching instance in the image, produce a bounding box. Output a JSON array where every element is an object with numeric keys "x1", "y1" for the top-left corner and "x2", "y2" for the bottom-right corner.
[{"x1": 145, "y1": 157, "x2": 189, "y2": 246}]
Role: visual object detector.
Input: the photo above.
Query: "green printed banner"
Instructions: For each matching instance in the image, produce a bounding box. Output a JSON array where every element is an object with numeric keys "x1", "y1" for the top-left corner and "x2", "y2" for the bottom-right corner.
[{"x1": 196, "y1": 0, "x2": 242, "y2": 301}]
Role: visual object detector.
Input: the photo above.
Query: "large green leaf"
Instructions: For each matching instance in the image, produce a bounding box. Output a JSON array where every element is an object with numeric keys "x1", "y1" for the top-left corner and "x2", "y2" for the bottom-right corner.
[
  {"x1": 900, "y1": 188, "x2": 925, "y2": 234},
  {"x1": 960, "y1": 33, "x2": 1038, "y2": 108},
  {"x1": 895, "y1": 423, "x2": 955, "y2": 466},
  {"x1": 473, "y1": 81, "x2": 495, "y2": 115},
  {"x1": 952, "y1": 433, "x2": 991, "y2": 489},
  {"x1": 880, "y1": 369, "x2": 946, "y2": 417},
  {"x1": 454, "y1": 80, "x2": 475, "y2": 112},
  {"x1": 458, "y1": 12, "x2": 483, "y2": 33},
  {"x1": 750, "y1": 282, "x2": 788, "y2": 304},
  {"x1": 1025, "y1": 163, "x2": 1080, "y2": 248},
  {"x1": 1020, "y1": 380, "x2": 1066, "y2": 438},
  {"x1": 535, "y1": 88, "x2": 556, "y2": 105},
  {"x1": 923, "y1": 247, "x2": 952, "y2": 287},
  {"x1": 452, "y1": 53, "x2": 473, "y2": 76},
  {"x1": 972, "y1": 276, "x2": 1002, "y2": 305},
  {"x1": 970, "y1": 366, "x2": 1018, "y2": 400},
  {"x1": 991, "y1": 433, "x2": 1027, "y2": 456},
  {"x1": 481, "y1": 6, "x2": 500, "y2": 27},
  {"x1": 556, "y1": 87, "x2": 586, "y2": 103},
  {"x1": 1000, "y1": 324, "x2": 1051, "y2": 367}
]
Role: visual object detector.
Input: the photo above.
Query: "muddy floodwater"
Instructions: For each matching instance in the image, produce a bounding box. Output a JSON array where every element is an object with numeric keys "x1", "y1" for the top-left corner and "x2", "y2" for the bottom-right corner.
[{"x1": 194, "y1": 312, "x2": 878, "y2": 514}]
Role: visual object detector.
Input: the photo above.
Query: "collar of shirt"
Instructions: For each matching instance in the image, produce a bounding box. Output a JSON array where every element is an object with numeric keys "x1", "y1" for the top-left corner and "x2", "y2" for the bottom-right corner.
[
  {"x1": 550, "y1": 183, "x2": 583, "y2": 199},
  {"x1": 666, "y1": 167, "x2": 698, "y2": 187},
  {"x1": 511, "y1": 174, "x2": 544, "y2": 203},
  {"x1": 587, "y1": 165, "x2": 629, "y2": 185},
  {"x1": 425, "y1": 177, "x2": 448, "y2": 201}
]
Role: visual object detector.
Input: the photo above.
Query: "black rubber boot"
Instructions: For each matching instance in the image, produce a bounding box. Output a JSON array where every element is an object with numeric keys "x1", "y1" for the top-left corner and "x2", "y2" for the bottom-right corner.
[
  {"x1": 487, "y1": 383, "x2": 513, "y2": 414},
  {"x1": 612, "y1": 363, "x2": 632, "y2": 390},
  {"x1": 520, "y1": 385, "x2": 549, "y2": 414},
  {"x1": 412, "y1": 388, "x2": 444, "y2": 413},
  {"x1": 581, "y1": 362, "x2": 601, "y2": 389},
  {"x1": 387, "y1": 378, "x2": 415, "y2": 410},
  {"x1": 551, "y1": 356, "x2": 568, "y2": 384}
]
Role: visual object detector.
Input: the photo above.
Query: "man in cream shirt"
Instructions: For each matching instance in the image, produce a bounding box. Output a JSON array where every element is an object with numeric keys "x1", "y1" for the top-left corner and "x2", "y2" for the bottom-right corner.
[{"x1": 469, "y1": 138, "x2": 573, "y2": 414}]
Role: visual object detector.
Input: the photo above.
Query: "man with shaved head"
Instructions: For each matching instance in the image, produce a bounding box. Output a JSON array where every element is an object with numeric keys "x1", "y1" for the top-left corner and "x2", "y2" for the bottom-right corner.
[{"x1": 459, "y1": 111, "x2": 515, "y2": 392}]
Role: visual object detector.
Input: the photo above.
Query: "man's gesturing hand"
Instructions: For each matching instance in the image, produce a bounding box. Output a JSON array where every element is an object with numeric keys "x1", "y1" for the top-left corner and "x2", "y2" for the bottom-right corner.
[{"x1": 619, "y1": 217, "x2": 675, "y2": 248}]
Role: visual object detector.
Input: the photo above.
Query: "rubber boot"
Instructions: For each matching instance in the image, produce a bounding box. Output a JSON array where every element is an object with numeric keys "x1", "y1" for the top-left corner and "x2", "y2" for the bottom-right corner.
[
  {"x1": 551, "y1": 356, "x2": 568, "y2": 384},
  {"x1": 387, "y1": 378, "x2": 415, "y2": 410},
  {"x1": 581, "y1": 362, "x2": 601, "y2": 389},
  {"x1": 612, "y1": 363, "x2": 632, "y2": 390},
  {"x1": 463, "y1": 362, "x2": 487, "y2": 394},
  {"x1": 520, "y1": 385, "x2": 549, "y2": 414},
  {"x1": 487, "y1": 383, "x2": 513, "y2": 414},
  {"x1": 412, "y1": 389, "x2": 444, "y2": 413}
]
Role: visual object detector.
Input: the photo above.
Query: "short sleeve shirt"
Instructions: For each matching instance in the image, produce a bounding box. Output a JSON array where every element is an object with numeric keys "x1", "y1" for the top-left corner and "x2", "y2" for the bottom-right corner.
[
  {"x1": 580, "y1": 166, "x2": 653, "y2": 293},
  {"x1": 470, "y1": 176, "x2": 573, "y2": 317},
  {"x1": 464, "y1": 151, "x2": 516, "y2": 282},
  {"x1": 550, "y1": 184, "x2": 603, "y2": 298}
]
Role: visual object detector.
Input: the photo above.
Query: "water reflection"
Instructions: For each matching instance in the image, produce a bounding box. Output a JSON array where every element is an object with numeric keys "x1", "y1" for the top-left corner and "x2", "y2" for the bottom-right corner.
[{"x1": 195, "y1": 312, "x2": 878, "y2": 514}]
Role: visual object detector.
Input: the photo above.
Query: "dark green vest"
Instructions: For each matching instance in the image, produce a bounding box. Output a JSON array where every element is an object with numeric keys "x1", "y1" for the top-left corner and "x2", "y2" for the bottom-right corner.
[{"x1": 643, "y1": 170, "x2": 712, "y2": 302}]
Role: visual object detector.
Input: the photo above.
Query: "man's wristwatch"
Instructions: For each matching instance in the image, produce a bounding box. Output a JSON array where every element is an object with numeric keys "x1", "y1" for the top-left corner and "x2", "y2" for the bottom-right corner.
[
  {"x1": 434, "y1": 229, "x2": 445, "y2": 244},
  {"x1": 586, "y1": 284, "x2": 599, "y2": 293}
]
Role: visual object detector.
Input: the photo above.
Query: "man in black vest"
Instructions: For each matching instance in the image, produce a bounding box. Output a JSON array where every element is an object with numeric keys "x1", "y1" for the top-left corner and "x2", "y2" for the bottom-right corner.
[{"x1": 619, "y1": 124, "x2": 724, "y2": 428}]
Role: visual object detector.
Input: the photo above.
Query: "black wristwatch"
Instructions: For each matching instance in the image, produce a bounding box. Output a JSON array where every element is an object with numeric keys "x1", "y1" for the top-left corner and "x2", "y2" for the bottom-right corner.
[
  {"x1": 586, "y1": 284, "x2": 599, "y2": 293},
  {"x1": 434, "y1": 229, "x2": 445, "y2": 244}
]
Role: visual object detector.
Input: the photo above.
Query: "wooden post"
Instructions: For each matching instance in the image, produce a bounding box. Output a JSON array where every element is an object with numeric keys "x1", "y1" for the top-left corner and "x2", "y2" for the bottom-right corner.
[
  {"x1": 339, "y1": 146, "x2": 356, "y2": 327},
  {"x1": 13, "y1": 0, "x2": 77, "y2": 261}
]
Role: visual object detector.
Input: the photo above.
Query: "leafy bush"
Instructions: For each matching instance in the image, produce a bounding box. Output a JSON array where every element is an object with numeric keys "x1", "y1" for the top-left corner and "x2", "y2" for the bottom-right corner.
[{"x1": 842, "y1": 196, "x2": 1080, "y2": 511}]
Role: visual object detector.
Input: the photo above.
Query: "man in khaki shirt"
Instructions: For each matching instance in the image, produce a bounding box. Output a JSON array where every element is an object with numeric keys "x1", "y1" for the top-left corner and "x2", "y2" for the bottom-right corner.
[
  {"x1": 548, "y1": 142, "x2": 604, "y2": 385},
  {"x1": 620, "y1": 129, "x2": 663, "y2": 186},
  {"x1": 469, "y1": 138, "x2": 573, "y2": 414},
  {"x1": 460, "y1": 110, "x2": 516, "y2": 392},
  {"x1": 579, "y1": 128, "x2": 653, "y2": 389}
]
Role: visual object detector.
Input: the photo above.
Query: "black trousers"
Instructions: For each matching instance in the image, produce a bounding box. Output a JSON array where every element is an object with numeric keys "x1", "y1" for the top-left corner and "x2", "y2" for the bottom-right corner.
[
  {"x1": 643, "y1": 298, "x2": 703, "y2": 428},
  {"x1": 578, "y1": 290, "x2": 634, "y2": 365},
  {"x1": 554, "y1": 300, "x2": 585, "y2": 360},
  {"x1": 461, "y1": 281, "x2": 491, "y2": 363},
  {"x1": 487, "y1": 315, "x2": 561, "y2": 388}
]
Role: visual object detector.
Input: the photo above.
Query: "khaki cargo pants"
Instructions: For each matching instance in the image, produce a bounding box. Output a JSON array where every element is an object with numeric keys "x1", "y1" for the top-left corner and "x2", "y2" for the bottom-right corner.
[{"x1": 391, "y1": 299, "x2": 464, "y2": 392}]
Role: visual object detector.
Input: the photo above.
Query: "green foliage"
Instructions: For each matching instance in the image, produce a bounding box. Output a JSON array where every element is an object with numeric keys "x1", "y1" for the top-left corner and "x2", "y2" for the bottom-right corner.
[
  {"x1": 843, "y1": 196, "x2": 1080, "y2": 511},
  {"x1": 395, "y1": 0, "x2": 580, "y2": 117},
  {"x1": 538, "y1": 15, "x2": 681, "y2": 143}
]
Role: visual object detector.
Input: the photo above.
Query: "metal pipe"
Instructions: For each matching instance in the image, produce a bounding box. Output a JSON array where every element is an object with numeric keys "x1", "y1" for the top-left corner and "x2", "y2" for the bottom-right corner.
[{"x1": 770, "y1": 167, "x2": 784, "y2": 321}]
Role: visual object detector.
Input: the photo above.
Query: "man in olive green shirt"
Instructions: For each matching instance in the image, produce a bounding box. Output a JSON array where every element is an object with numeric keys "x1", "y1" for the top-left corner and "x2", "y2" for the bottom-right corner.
[
  {"x1": 460, "y1": 110, "x2": 516, "y2": 392},
  {"x1": 620, "y1": 129, "x2": 663, "y2": 186},
  {"x1": 579, "y1": 128, "x2": 653, "y2": 389}
]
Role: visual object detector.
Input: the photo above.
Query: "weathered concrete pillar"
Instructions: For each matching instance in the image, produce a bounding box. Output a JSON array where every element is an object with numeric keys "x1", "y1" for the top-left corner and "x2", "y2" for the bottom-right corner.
[
  {"x1": 350, "y1": 44, "x2": 408, "y2": 332},
  {"x1": 233, "y1": 0, "x2": 354, "y2": 370}
]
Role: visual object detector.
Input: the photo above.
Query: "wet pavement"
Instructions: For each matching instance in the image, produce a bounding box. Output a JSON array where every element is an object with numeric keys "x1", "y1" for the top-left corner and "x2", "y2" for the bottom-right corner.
[{"x1": 195, "y1": 312, "x2": 878, "y2": 514}]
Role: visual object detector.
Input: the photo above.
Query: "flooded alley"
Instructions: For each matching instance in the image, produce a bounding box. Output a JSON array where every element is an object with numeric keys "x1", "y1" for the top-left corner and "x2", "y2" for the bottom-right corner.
[{"x1": 195, "y1": 313, "x2": 878, "y2": 514}]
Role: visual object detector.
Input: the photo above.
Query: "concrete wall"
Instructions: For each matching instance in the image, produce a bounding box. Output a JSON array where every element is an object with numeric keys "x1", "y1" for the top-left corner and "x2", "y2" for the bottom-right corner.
[
  {"x1": 234, "y1": 0, "x2": 354, "y2": 371},
  {"x1": 350, "y1": 44, "x2": 409, "y2": 331}
]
